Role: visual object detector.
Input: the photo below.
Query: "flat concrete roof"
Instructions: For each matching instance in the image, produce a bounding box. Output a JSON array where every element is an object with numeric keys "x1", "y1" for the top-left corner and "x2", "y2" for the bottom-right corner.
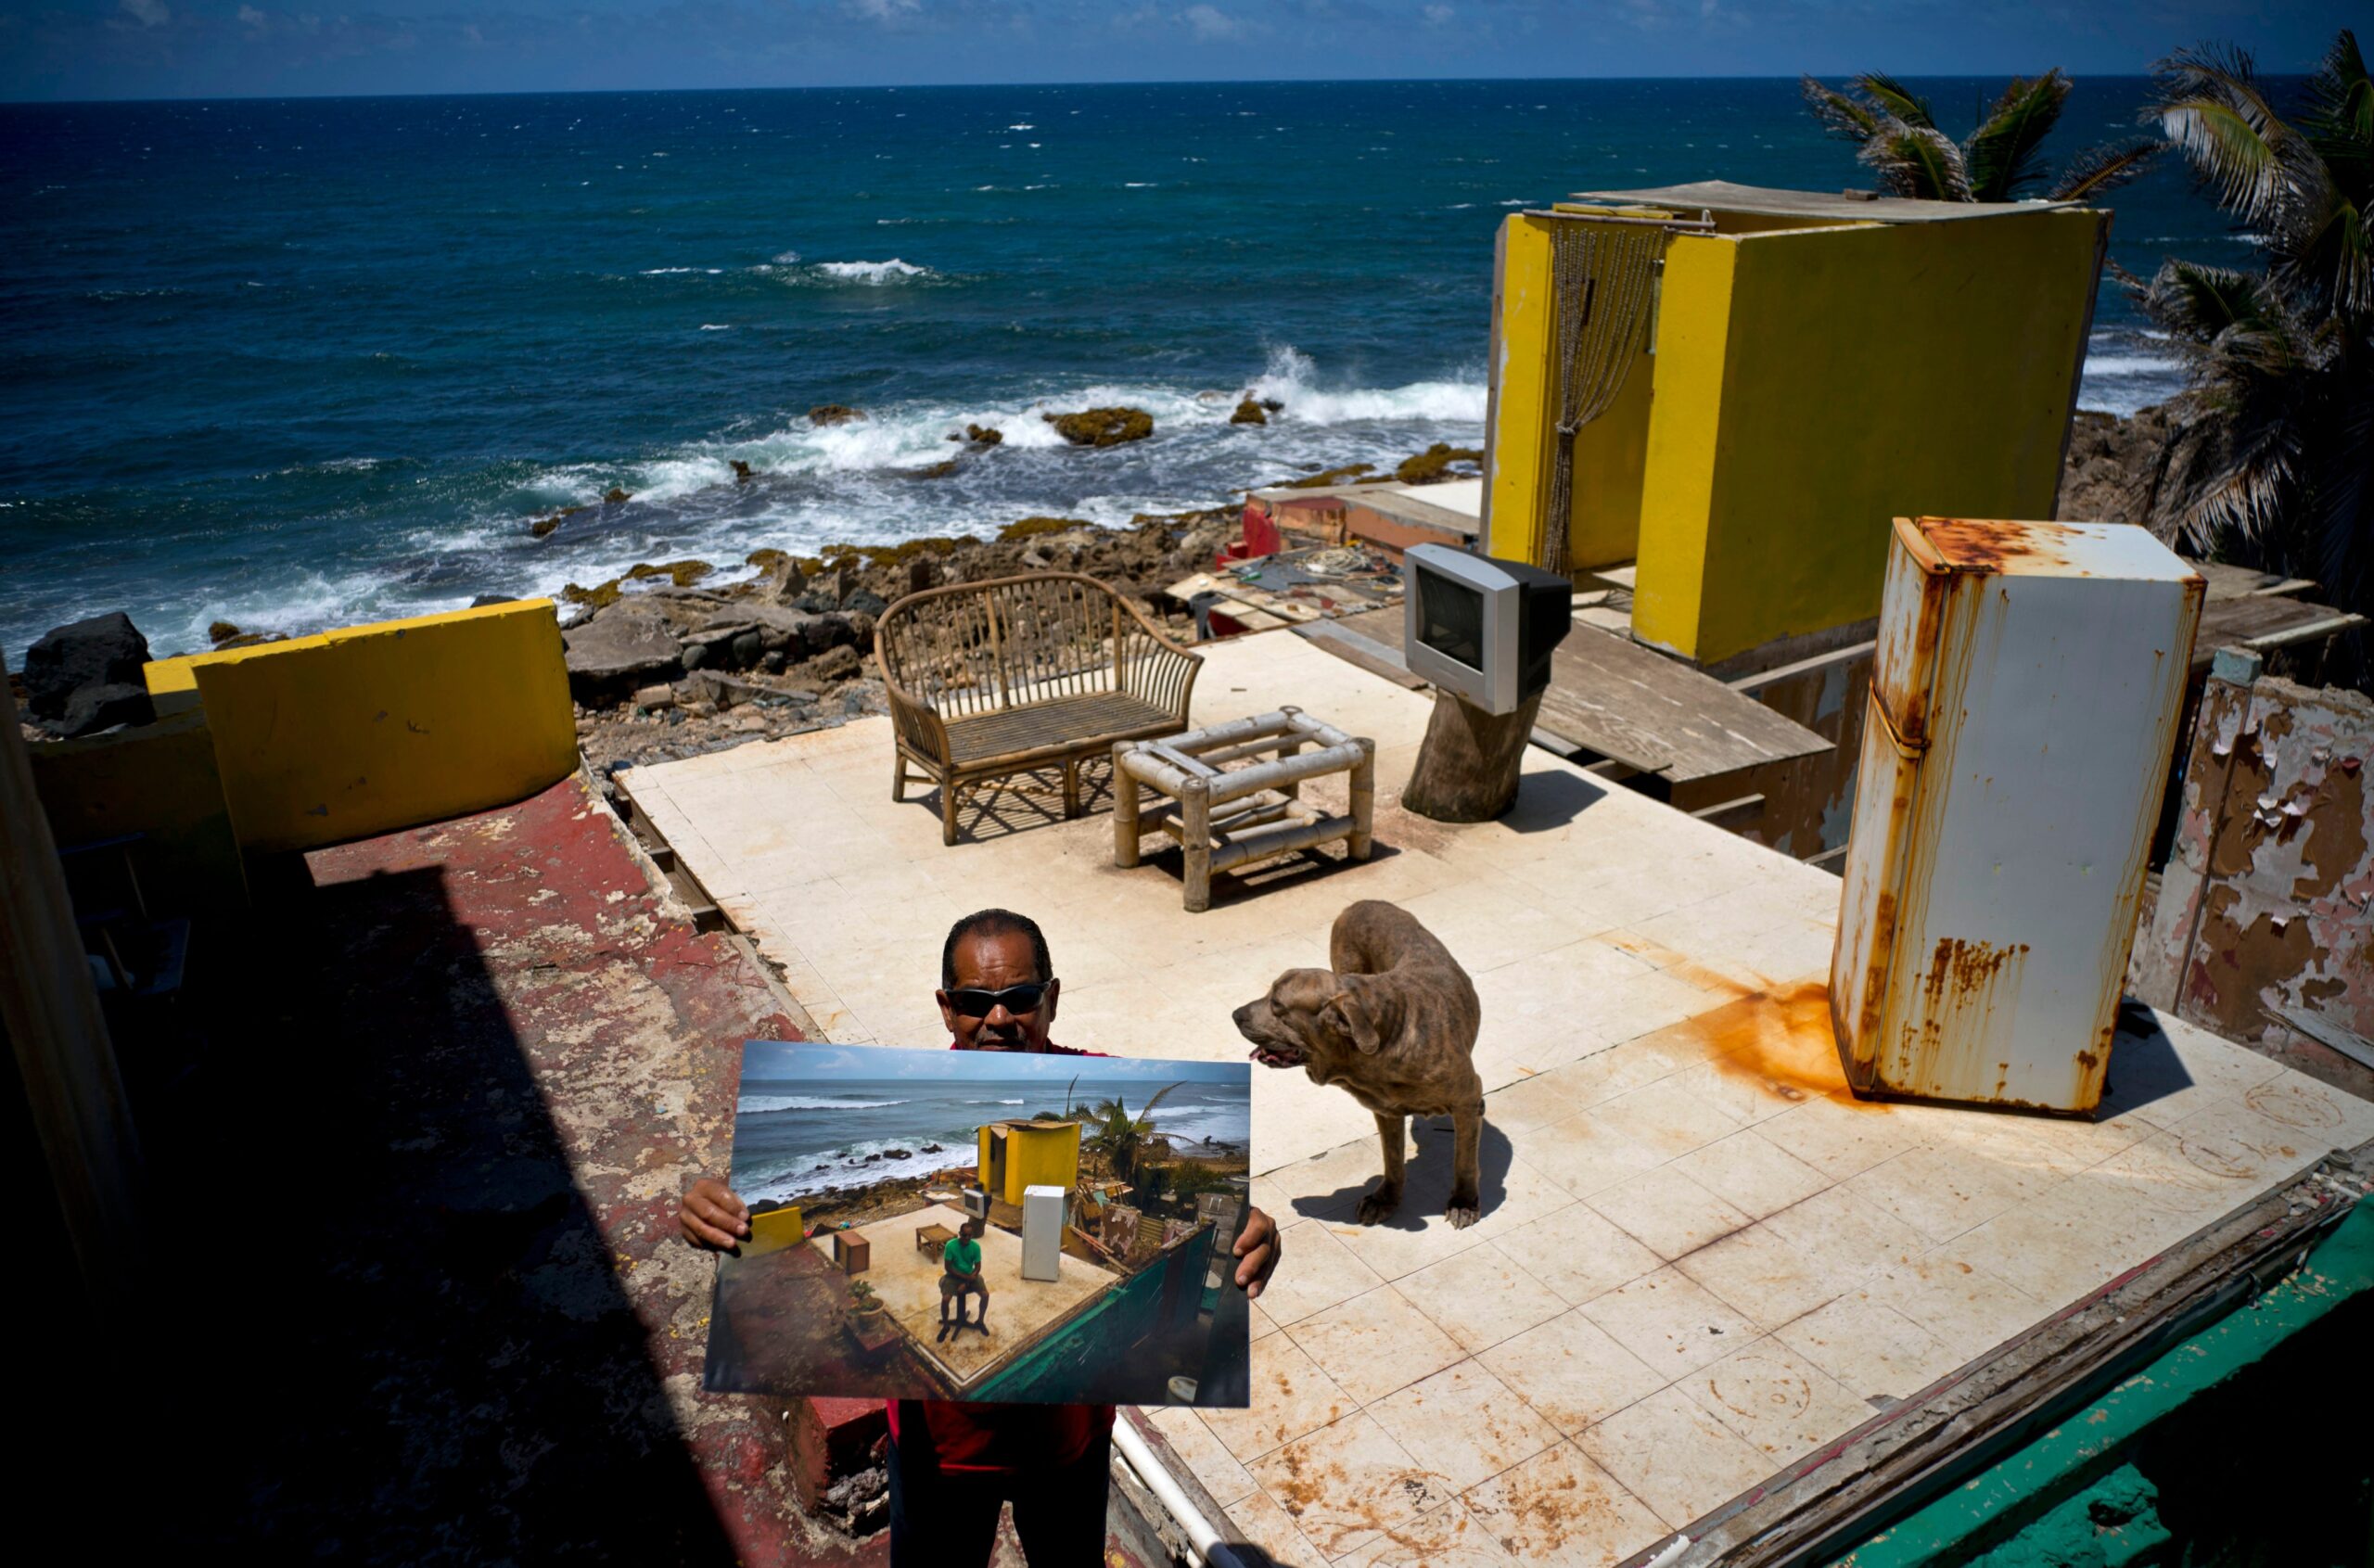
[
  {"x1": 1568, "y1": 179, "x2": 2084, "y2": 223},
  {"x1": 621, "y1": 630, "x2": 2374, "y2": 1566},
  {"x1": 817, "y1": 1203, "x2": 1117, "y2": 1389}
]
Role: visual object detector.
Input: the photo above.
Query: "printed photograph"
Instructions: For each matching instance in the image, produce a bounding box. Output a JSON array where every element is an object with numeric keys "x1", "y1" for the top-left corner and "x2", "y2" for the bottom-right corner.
[{"x1": 703, "y1": 1042, "x2": 1254, "y2": 1407}]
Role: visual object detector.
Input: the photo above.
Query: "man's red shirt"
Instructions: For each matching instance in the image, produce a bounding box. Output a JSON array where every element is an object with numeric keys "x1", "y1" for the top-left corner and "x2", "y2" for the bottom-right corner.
[{"x1": 883, "y1": 1039, "x2": 1115, "y2": 1474}]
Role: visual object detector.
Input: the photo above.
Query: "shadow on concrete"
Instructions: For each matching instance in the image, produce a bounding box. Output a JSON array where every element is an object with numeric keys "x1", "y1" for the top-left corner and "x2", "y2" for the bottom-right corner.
[
  {"x1": 2091, "y1": 1001, "x2": 2198, "y2": 1122},
  {"x1": 1498, "y1": 766, "x2": 1611, "y2": 834},
  {"x1": 153, "y1": 860, "x2": 747, "y2": 1563},
  {"x1": 1290, "y1": 1116, "x2": 1516, "y2": 1229}
]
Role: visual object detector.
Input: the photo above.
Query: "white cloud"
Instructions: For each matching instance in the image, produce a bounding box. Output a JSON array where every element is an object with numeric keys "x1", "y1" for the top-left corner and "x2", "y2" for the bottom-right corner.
[
  {"x1": 1181, "y1": 4, "x2": 1243, "y2": 41},
  {"x1": 119, "y1": 0, "x2": 170, "y2": 27},
  {"x1": 236, "y1": 5, "x2": 265, "y2": 30},
  {"x1": 849, "y1": 0, "x2": 920, "y2": 19},
  {"x1": 1423, "y1": 3, "x2": 1453, "y2": 22}
]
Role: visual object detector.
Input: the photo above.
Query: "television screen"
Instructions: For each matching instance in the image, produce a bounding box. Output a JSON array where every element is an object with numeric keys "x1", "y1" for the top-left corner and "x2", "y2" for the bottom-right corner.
[{"x1": 1415, "y1": 571, "x2": 1486, "y2": 672}]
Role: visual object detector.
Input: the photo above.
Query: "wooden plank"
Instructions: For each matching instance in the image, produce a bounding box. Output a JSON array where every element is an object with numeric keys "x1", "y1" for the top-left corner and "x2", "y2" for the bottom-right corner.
[
  {"x1": 2191, "y1": 594, "x2": 2362, "y2": 673},
  {"x1": 1323, "y1": 606, "x2": 1830, "y2": 784},
  {"x1": 1293, "y1": 621, "x2": 1426, "y2": 690}
]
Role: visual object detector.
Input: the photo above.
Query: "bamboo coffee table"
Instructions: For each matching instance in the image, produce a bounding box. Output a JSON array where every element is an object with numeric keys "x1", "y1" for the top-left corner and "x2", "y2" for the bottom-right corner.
[{"x1": 1113, "y1": 707, "x2": 1375, "y2": 912}]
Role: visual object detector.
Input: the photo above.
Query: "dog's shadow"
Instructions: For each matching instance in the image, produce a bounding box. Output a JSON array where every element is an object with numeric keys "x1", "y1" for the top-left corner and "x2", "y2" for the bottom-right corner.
[{"x1": 1292, "y1": 1116, "x2": 1516, "y2": 1230}]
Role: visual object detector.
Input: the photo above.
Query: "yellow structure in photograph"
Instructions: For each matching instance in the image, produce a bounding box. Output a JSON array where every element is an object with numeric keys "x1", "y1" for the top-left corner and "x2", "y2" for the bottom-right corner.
[
  {"x1": 1485, "y1": 182, "x2": 2109, "y2": 667},
  {"x1": 977, "y1": 1118, "x2": 1082, "y2": 1207}
]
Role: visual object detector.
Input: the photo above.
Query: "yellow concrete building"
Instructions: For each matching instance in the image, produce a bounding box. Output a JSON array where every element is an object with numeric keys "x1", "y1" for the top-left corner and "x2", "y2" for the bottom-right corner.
[
  {"x1": 1486, "y1": 182, "x2": 2108, "y2": 668},
  {"x1": 143, "y1": 600, "x2": 579, "y2": 853},
  {"x1": 976, "y1": 1118, "x2": 1081, "y2": 1207}
]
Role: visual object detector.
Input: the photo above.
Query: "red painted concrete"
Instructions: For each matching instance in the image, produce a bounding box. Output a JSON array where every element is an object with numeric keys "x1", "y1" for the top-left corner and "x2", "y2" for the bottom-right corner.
[{"x1": 153, "y1": 771, "x2": 893, "y2": 1563}]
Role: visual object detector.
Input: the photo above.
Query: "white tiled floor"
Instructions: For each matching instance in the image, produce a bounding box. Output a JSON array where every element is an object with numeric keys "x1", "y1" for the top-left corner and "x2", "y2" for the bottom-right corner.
[{"x1": 625, "y1": 630, "x2": 2374, "y2": 1566}]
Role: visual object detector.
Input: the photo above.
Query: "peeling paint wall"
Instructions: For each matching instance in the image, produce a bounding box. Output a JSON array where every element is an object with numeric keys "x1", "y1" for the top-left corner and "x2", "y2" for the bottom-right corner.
[{"x1": 2135, "y1": 662, "x2": 2374, "y2": 1059}]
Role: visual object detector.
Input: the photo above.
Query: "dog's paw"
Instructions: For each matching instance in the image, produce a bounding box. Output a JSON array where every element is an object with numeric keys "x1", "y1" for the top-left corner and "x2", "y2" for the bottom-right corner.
[
  {"x1": 1443, "y1": 1204, "x2": 1480, "y2": 1230},
  {"x1": 1355, "y1": 1186, "x2": 1403, "y2": 1226}
]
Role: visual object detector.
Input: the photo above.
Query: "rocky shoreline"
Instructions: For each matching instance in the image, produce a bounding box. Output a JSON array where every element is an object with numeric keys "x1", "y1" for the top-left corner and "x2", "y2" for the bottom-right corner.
[{"x1": 18, "y1": 405, "x2": 2174, "y2": 776}]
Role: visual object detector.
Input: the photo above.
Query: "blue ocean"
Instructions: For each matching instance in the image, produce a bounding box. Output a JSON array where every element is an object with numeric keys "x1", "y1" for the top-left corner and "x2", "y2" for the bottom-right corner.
[
  {"x1": 1, "y1": 78, "x2": 2257, "y2": 663},
  {"x1": 730, "y1": 1077, "x2": 1252, "y2": 1205}
]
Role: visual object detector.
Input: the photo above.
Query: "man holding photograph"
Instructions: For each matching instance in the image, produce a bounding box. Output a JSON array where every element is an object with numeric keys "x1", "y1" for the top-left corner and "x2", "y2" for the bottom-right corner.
[{"x1": 680, "y1": 907, "x2": 1283, "y2": 1568}]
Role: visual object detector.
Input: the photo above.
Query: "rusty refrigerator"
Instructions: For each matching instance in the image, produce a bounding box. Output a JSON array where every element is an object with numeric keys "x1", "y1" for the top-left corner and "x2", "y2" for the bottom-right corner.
[{"x1": 1831, "y1": 517, "x2": 2204, "y2": 1113}]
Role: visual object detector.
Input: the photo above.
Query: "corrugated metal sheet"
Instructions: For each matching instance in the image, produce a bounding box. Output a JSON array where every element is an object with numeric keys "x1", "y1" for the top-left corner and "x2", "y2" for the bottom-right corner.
[{"x1": 1831, "y1": 517, "x2": 2203, "y2": 1112}]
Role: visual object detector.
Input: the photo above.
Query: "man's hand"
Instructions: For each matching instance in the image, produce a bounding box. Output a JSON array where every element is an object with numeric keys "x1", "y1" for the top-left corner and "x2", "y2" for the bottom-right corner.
[
  {"x1": 680, "y1": 1177, "x2": 750, "y2": 1251},
  {"x1": 1232, "y1": 1205, "x2": 1283, "y2": 1300}
]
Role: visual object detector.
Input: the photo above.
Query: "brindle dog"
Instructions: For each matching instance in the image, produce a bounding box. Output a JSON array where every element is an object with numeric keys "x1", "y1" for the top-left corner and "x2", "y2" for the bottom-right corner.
[{"x1": 1233, "y1": 900, "x2": 1487, "y2": 1227}]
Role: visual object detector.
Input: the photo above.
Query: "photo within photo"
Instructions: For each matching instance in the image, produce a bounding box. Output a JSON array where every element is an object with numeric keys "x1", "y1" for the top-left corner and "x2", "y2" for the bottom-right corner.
[{"x1": 703, "y1": 1040, "x2": 1254, "y2": 1408}]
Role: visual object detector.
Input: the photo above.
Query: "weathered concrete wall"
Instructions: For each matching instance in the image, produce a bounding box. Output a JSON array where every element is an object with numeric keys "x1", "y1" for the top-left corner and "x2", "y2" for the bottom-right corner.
[
  {"x1": 144, "y1": 600, "x2": 577, "y2": 854},
  {"x1": 25, "y1": 706, "x2": 249, "y2": 911},
  {"x1": 2136, "y1": 657, "x2": 2374, "y2": 1068}
]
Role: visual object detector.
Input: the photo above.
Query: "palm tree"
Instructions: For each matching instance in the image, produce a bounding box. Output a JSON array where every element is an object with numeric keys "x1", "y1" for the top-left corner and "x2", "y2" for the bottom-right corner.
[
  {"x1": 2125, "y1": 31, "x2": 2372, "y2": 680},
  {"x1": 1082, "y1": 1082, "x2": 1182, "y2": 1183},
  {"x1": 1802, "y1": 70, "x2": 2163, "y2": 202}
]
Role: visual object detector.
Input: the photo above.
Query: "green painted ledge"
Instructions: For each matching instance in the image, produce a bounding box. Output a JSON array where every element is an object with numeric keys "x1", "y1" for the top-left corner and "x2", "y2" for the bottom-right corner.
[{"x1": 1830, "y1": 1199, "x2": 2374, "y2": 1568}]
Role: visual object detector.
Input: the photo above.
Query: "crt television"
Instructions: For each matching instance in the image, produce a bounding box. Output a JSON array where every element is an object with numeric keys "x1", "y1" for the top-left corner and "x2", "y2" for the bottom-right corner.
[{"x1": 1403, "y1": 545, "x2": 1575, "y2": 716}]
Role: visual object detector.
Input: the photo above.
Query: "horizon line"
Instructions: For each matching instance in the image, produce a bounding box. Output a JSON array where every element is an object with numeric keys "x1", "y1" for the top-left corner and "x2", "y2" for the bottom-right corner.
[{"x1": 1, "y1": 70, "x2": 2221, "y2": 111}]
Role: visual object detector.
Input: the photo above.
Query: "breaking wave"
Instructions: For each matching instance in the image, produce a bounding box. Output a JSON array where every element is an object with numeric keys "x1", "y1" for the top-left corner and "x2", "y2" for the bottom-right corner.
[{"x1": 739, "y1": 1095, "x2": 910, "y2": 1113}]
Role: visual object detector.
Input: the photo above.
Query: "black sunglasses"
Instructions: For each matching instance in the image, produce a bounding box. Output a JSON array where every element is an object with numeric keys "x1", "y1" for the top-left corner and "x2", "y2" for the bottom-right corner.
[{"x1": 946, "y1": 981, "x2": 1053, "y2": 1019}]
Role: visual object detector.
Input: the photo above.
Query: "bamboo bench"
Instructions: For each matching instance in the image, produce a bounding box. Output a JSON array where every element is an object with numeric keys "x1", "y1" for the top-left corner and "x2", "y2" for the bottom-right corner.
[{"x1": 876, "y1": 572, "x2": 1203, "y2": 845}]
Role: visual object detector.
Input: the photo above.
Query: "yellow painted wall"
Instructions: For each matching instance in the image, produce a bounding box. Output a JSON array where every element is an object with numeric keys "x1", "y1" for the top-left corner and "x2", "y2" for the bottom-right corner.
[
  {"x1": 25, "y1": 707, "x2": 249, "y2": 911},
  {"x1": 1632, "y1": 208, "x2": 2106, "y2": 664},
  {"x1": 141, "y1": 600, "x2": 577, "y2": 854},
  {"x1": 977, "y1": 1121, "x2": 1081, "y2": 1206},
  {"x1": 1488, "y1": 209, "x2": 1874, "y2": 574}
]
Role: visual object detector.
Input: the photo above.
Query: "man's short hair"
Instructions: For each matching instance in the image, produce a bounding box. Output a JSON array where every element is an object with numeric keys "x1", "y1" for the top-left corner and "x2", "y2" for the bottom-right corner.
[{"x1": 941, "y1": 908, "x2": 1053, "y2": 991}]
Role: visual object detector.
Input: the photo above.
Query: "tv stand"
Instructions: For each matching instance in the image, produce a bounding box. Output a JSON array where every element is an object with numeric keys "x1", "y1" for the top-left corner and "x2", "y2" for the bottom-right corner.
[{"x1": 1402, "y1": 689, "x2": 1545, "y2": 822}]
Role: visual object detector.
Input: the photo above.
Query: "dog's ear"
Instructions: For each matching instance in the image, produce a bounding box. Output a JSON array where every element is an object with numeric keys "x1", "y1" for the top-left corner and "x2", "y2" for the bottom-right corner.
[{"x1": 1321, "y1": 980, "x2": 1384, "y2": 1054}]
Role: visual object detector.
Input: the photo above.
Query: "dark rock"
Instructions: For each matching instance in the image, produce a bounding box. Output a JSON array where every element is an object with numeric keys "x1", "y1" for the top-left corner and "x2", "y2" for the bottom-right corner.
[
  {"x1": 680, "y1": 641, "x2": 710, "y2": 671},
  {"x1": 731, "y1": 460, "x2": 755, "y2": 482},
  {"x1": 883, "y1": 1149, "x2": 912, "y2": 1160},
  {"x1": 469, "y1": 594, "x2": 516, "y2": 608},
  {"x1": 964, "y1": 424, "x2": 1002, "y2": 447},
  {"x1": 1260, "y1": 397, "x2": 1283, "y2": 413},
  {"x1": 679, "y1": 669, "x2": 769, "y2": 711},
  {"x1": 1044, "y1": 406, "x2": 1155, "y2": 447},
  {"x1": 810, "y1": 645, "x2": 863, "y2": 682},
  {"x1": 561, "y1": 604, "x2": 683, "y2": 704},
  {"x1": 844, "y1": 590, "x2": 889, "y2": 618},
  {"x1": 761, "y1": 650, "x2": 787, "y2": 673},
  {"x1": 59, "y1": 681, "x2": 155, "y2": 737},
  {"x1": 910, "y1": 458, "x2": 963, "y2": 480},
  {"x1": 530, "y1": 504, "x2": 587, "y2": 538},
  {"x1": 23, "y1": 612, "x2": 150, "y2": 722},
  {"x1": 1230, "y1": 398, "x2": 1267, "y2": 426},
  {"x1": 730, "y1": 630, "x2": 764, "y2": 667},
  {"x1": 1001, "y1": 516, "x2": 1091, "y2": 542},
  {"x1": 603, "y1": 487, "x2": 632, "y2": 505},
  {"x1": 1396, "y1": 443, "x2": 1483, "y2": 485},
  {"x1": 907, "y1": 557, "x2": 938, "y2": 595},
  {"x1": 208, "y1": 620, "x2": 244, "y2": 646},
  {"x1": 810, "y1": 404, "x2": 865, "y2": 427},
  {"x1": 1281, "y1": 463, "x2": 1374, "y2": 490},
  {"x1": 922, "y1": 1143, "x2": 943, "y2": 1154}
]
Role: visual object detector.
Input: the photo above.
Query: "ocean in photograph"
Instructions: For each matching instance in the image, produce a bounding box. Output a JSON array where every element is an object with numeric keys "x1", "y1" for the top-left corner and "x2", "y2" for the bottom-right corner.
[
  {"x1": 1, "y1": 76, "x2": 2256, "y2": 661},
  {"x1": 731, "y1": 1074, "x2": 1252, "y2": 1205}
]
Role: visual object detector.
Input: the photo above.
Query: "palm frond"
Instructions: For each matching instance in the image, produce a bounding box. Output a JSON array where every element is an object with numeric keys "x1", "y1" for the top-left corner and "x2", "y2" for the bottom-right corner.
[
  {"x1": 1857, "y1": 72, "x2": 1937, "y2": 130},
  {"x1": 2049, "y1": 138, "x2": 2164, "y2": 202},
  {"x1": 2150, "y1": 44, "x2": 2297, "y2": 226},
  {"x1": 2301, "y1": 28, "x2": 2370, "y2": 152},
  {"x1": 1860, "y1": 120, "x2": 1972, "y2": 201},
  {"x1": 1132, "y1": 1081, "x2": 1184, "y2": 1128},
  {"x1": 1966, "y1": 70, "x2": 2071, "y2": 200},
  {"x1": 1801, "y1": 76, "x2": 1880, "y2": 144}
]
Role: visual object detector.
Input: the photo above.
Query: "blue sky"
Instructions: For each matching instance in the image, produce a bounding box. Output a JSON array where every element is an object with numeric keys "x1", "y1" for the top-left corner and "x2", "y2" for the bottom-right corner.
[
  {"x1": 0, "y1": 1, "x2": 2347, "y2": 101},
  {"x1": 745, "y1": 1041, "x2": 1249, "y2": 1085}
]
